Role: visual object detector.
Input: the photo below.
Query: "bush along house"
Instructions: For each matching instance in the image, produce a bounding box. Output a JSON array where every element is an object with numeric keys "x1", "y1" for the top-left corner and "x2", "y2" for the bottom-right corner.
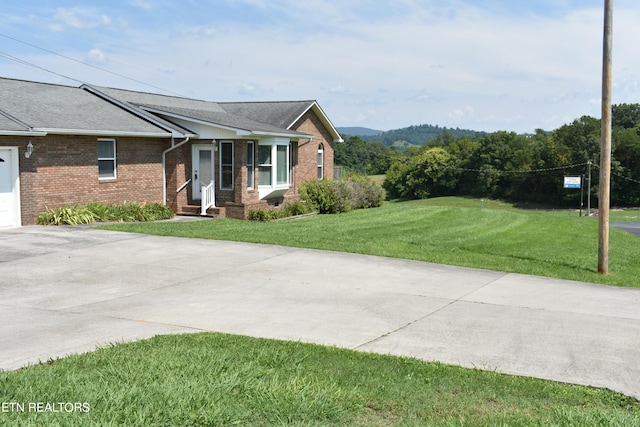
[{"x1": 0, "y1": 76, "x2": 342, "y2": 227}]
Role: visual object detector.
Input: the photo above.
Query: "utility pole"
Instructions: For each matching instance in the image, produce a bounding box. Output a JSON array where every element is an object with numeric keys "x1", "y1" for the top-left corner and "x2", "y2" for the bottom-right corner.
[{"x1": 599, "y1": 0, "x2": 613, "y2": 274}]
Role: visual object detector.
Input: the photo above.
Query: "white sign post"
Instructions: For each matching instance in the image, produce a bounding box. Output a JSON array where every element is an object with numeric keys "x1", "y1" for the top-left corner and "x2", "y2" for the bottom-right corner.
[{"x1": 564, "y1": 176, "x2": 584, "y2": 216}]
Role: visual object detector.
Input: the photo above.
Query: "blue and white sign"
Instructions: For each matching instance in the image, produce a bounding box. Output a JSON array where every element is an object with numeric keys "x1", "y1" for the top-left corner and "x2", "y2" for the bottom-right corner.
[{"x1": 564, "y1": 176, "x2": 581, "y2": 189}]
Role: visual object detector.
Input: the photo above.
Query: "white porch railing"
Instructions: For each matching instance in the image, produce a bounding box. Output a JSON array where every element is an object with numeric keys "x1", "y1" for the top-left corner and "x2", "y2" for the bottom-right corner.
[
  {"x1": 176, "y1": 178, "x2": 191, "y2": 194},
  {"x1": 201, "y1": 182, "x2": 215, "y2": 215}
]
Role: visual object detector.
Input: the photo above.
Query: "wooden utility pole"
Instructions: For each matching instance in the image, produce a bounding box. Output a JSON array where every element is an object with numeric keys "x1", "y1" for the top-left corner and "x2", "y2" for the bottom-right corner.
[{"x1": 599, "y1": 0, "x2": 613, "y2": 274}]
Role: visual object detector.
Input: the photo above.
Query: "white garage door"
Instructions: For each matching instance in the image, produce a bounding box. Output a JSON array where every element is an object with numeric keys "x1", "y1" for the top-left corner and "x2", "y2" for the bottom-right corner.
[{"x1": 0, "y1": 147, "x2": 20, "y2": 228}]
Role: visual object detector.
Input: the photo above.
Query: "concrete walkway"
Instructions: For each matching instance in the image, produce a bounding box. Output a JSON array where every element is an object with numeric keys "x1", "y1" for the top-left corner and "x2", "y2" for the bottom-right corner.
[{"x1": 1, "y1": 226, "x2": 639, "y2": 399}]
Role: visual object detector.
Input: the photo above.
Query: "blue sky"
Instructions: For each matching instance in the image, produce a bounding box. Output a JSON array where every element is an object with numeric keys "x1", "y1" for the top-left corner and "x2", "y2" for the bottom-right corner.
[{"x1": 1, "y1": 0, "x2": 638, "y2": 133}]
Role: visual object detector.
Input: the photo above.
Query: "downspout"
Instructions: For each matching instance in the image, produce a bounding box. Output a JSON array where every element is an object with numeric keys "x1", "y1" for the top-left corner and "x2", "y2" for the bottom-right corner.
[{"x1": 162, "y1": 136, "x2": 190, "y2": 206}]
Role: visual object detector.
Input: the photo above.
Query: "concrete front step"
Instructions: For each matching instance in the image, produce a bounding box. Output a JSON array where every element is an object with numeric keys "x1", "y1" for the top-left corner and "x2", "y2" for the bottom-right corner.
[{"x1": 179, "y1": 205, "x2": 225, "y2": 218}]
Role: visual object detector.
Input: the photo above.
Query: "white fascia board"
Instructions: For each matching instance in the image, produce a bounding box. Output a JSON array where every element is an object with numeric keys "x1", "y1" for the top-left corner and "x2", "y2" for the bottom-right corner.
[
  {"x1": 286, "y1": 101, "x2": 343, "y2": 143},
  {"x1": 36, "y1": 128, "x2": 173, "y2": 138},
  {"x1": 0, "y1": 130, "x2": 47, "y2": 136},
  {"x1": 251, "y1": 131, "x2": 314, "y2": 140}
]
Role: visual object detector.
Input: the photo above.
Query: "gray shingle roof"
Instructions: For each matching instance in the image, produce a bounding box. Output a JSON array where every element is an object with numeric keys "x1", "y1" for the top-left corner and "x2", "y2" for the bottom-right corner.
[
  {"x1": 0, "y1": 111, "x2": 29, "y2": 132},
  {"x1": 219, "y1": 101, "x2": 316, "y2": 129},
  {"x1": 88, "y1": 85, "x2": 315, "y2": 138},
  {"x1": 1, "y1": 77, "x2": 340, "y2": 141},
  {"x1": 90, "y1": 86, "x2": 226, "y2": 113},
  {"x1": 0, "y1": 78, "x2": 171, "y2": 136},
  {"x1": 139, "y1": 104, "x2": 311, "y2": 137}
]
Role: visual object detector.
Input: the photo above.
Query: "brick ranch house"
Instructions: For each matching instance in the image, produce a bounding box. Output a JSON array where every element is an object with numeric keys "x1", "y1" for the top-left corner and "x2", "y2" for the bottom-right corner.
[{"x1": 0, "y1": 77, "x2": 342, "y2": 227}]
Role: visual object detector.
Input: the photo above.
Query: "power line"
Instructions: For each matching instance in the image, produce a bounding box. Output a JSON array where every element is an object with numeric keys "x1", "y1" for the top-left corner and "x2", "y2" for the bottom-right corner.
[
  {"x1": 0, "y1": 51, "x2": 84, "y2": 84},
  {"x1": 447, "y1": 161, "x2": 640, "y2": 184},
  {"x1": 0, "y1": 32, "x2": 184, "y2": 96},
  {"x1": 450, "y1": 162, "x2": 591, "y2": 175},
  {"x1": 592, "y1": 163, "x2": 640, "y2": 185}
]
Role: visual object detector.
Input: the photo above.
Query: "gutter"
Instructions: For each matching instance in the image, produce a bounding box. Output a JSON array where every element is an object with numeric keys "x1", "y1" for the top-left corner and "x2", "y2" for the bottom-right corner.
[
  {"x1": 0, "y1": 130, "x2": 47, "y2": 136},
  {"x1": 35, "y1": 128, "x2": 172, "y2": 138},
  {"x1": 162, "y1": 136, "x2": 191, "y2": 206}
]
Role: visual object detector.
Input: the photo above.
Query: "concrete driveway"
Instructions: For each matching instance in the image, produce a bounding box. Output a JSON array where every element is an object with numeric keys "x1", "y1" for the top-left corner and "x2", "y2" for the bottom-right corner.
[
  {"x1": 613, "y1": 222, "x2": 640, "y2": 237},
  {"x1": 1, "y1": 225, "x2": 639, "y2": 399}
]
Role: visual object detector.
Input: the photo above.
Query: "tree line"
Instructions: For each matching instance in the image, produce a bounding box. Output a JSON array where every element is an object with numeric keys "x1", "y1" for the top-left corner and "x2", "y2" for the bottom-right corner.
[{"x1": 335, "y1": 103, "x2": 640, "y2": 207}]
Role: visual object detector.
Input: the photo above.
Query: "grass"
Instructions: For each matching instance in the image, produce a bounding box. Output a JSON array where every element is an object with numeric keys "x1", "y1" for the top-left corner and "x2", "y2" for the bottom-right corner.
[
  {"x1": 99, "y1": 197, "x2": 640, "y2": 288},
  {"x1": 1, "y1": 333, "x2": 638, "y2": 426},
  {"x1": 5, "y1": 197, "x2": 640, "y2": 425}
]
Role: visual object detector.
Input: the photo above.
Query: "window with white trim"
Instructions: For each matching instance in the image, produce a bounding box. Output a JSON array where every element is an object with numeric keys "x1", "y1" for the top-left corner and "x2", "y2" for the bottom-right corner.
[
  {"x1": 317, "y1": 143, "x2": 324, "y2": 179},
  {"x1": 276, "y1": 145, "x2": 288, "y2": 186},
  {"x1": 258, "y1": 145, "x2": 272, "y2": 186},
  {"x1": 247, "y1": 142, "x2": 255, "y2": 189},
  {"x1": 220, "y1": 141, "x2": 233, "y2": 189},
  {"x1": 98, "y1": 139, "x2": 116, "y2": 179},
  {"x1": 258, "y1": 138, "x2": 292, "y2": 198}
]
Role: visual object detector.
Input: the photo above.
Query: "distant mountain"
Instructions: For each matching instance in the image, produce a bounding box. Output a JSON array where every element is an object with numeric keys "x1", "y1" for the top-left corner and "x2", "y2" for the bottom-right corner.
[
  {"x1": 338, "y1": 124, "x2": 484, "y2": 147},
  {"x1": 337, "y1": 127, "x2": 383, "y2": 137}
]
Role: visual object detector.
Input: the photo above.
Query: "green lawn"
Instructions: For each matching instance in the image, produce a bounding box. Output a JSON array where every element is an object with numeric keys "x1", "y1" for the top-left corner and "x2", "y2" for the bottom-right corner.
[
  {"x1": 1, "y1": 333, "x2": 638, "y2": 426},
  {"x1": 5, "y1": 198, "x2": 638, "y2": 426},
  {"x1": 100, "y1": 197, "x2": 640, "y2": 288}
]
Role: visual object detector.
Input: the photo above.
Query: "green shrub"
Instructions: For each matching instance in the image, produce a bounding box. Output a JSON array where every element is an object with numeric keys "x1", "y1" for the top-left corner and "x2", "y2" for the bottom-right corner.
[
  {"x1": 36, "y1": 205, "x2": 96, "y2": 225},
  {"x1": 248, "y1": 201, "x2": 315, "y2": 222},
  {"x1": 299, "y1": 179, "x2": 351, "y2": 214},
  {"x1": 283, "y1": 201, "x2": 314, "y2": 217},
  {"x1": 248, "y1": 208, "x2": 282, "y2": 222},
  {"x1": 37, "y1": 202, "x2": 173, "y2": 225},
  {"x1": 343, "y1": 175, "x2": 385, "y2": 209},
  {"x1": 300, "y1": 176, "x2": 383, "y2": 214}
]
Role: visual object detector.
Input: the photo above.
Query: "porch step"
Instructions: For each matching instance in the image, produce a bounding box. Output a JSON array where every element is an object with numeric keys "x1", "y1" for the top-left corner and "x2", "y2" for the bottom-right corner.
[{"x1": 179, "y1": 205, "x2": 224, "y2": 218}]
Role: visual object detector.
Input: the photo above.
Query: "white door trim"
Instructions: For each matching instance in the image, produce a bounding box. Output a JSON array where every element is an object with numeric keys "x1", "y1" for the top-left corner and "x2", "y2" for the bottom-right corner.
[
  {"x1": 0, "y1": 147, "x2": 21, "y2": 228},
  {"x1": 191, "y1": 144, "x2": 215, "y2": 200}
]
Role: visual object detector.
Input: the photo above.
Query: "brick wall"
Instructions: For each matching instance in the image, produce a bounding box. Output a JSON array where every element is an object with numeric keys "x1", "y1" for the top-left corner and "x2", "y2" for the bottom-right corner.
[
  {"x1": 3, "y1": 107, "x2": 337, "y2": 224},
  {"x1": 291, "y1": 110, "x2": 335, "y2": 186},
  {"x1": 1, "y1": 135, "x2": 171, "y2": 225}
]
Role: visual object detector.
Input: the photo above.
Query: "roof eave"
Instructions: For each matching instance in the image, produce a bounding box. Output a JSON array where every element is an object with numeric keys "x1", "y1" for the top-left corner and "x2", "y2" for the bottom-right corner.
[
  {"x1": 0, "y1": 130, "x2": 48, "y2": 136},
  {"x1": 34, "y1": 128, "x2": 173, "y2": 138},
  {"x1": 287, "y1": 101, "x2": 343, "y2": 143},
  {"x1": 249, "y1": 131, "x2": 315, "y2": 140}
]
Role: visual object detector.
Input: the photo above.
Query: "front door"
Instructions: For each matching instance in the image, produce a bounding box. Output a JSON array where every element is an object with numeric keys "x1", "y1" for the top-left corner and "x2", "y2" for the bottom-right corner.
[
  {"x1": 0, "y1": 148, "x2": 20, "y2": 228},
  {"x1": 192, "y1": 145, "x2": 214, "y2": 200}
]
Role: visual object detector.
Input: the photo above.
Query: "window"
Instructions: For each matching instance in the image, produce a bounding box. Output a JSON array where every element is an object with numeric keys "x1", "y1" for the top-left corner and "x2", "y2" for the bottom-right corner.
[
  {"x1": 317, "y1": 143, "x2": 324, "y2": 179},
  {"x1": 289, "y1": 142, "x2": 295, "y2": 185},
  {"x1": 220, "y1": 141, "x2": 233, "y2": 189},
  {"x1": 247, "y1": 142, "x2": 254, "y2": 189},
  {"x1": 258, "y1": 138, "x2": 292, "y2": 199},
  {"x1": 276, "y1": 145, "x2": 288, "y2": 185},
  {"x1": 98, "y1": 139, "x2": 116, "y2": 179},
  {"x1": 258, "y1": 145, "x2": 272, "y2": 186}
]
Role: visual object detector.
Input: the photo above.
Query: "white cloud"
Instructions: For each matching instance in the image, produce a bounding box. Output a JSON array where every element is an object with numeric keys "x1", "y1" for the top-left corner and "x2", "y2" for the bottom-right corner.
[
  {"x1": 88, "y1": 48, "x2": 106, "y2": 63},
  {"x1": 7, "y1": 1, "x2": 640, "y2": 133},
  {"x1": 328, "y1": 84, "x2": 348, "y2": 94},
  {"x1": 449, "y1": 106, "x2": 474, "y2": 120},
  {"x1": 188, "y1": 26, "x2": 218, "y2": 38},
  {"x1": 129, "y1": 0, "x2": 154, "y2": 10},
  {"x1": 50, "y1": 7, "x2": 112, "y2": 31}
]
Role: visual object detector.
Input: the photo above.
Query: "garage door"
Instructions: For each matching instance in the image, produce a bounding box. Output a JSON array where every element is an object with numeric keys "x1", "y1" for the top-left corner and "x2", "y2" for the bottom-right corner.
[{"x1": 0, "y1": 147, "x2": 20, "y2": 228}]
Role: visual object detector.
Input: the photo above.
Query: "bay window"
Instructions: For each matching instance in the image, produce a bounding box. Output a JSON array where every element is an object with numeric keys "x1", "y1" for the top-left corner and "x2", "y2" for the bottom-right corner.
[{"x1": 258, "y1": 138, "x2": 291, "y2": 199}]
